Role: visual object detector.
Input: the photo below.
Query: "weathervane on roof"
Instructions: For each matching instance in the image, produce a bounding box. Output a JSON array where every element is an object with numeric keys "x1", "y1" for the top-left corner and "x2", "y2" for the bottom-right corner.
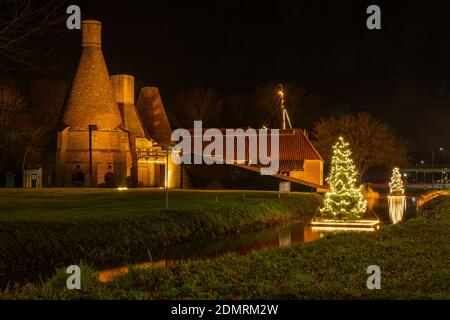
[{"x1": 278, "y1": 84, "x2": 292, "y2": 130}]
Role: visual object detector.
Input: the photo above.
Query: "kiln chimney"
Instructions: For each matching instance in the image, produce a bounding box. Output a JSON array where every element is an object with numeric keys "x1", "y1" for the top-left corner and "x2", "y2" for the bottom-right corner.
[
  {"x1": 82, "y1": 20, "x2": 101, "y2": 47},
  {"x1": 111, "y1": 74, "x2": 147, "y2": 138},
  {"x1": 63, "y1": 20, "x2": 123, "y2": 129},
  {"x1": 111, "y1": 74, "x2": 134, "y2": 105}
]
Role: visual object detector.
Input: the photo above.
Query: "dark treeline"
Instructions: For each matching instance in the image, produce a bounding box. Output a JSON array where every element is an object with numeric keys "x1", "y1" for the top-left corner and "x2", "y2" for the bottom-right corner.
[
  {"x1": 0, "y1": 78, "x2": 68, "y2": 179},
  {"x1": 164, "y1": 82, "x2": 329, "y2": 130}
]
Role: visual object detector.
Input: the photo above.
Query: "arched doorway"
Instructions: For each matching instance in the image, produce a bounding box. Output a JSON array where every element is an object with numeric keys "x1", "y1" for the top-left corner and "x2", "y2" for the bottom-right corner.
[
  {"x1": 71, "y1": 165, "x2": 84, "y2": 186},
  {"x1": 104, "y1": 172, "x2": 115, "y2": 188}
]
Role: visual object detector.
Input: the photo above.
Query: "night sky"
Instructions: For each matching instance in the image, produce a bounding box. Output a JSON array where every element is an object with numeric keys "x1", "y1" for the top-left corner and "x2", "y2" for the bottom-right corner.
[{"x1": 41, "y1": 0, "x2": 450, "y2": 155}]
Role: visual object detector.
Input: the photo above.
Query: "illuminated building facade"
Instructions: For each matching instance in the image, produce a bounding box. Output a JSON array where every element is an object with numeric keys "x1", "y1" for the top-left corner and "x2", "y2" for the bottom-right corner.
[
  {"x1": 51, "y1": 19, "x2": 322, "y2": 190},
  {"x1": 56, "y1": 20, "x2": 179, "y2": 188}
]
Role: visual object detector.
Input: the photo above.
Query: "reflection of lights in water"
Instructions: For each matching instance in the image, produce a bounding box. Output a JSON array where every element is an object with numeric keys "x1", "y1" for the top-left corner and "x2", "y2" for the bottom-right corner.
[
  {"x1": 366, "y1": 197, "x2": 378, "y2": 211},
  {"x1": 388, "y1": 196, "x2": 406, "y2": 224},
  {"x1": 99, "y1": 266, "x2": 129, "y2": 282},
  {"x1": 305, "y1": 225, "x2": 376, "y2": 243},
  {"x1": 303, "y1": 227, "x2": 324, "y2": 242},
  {"x1": 99, "y1": 260, "x2": 169, "y2": 282},
  {"x1": 278, "y1": 230, "x2": 291, "y2": 247}
]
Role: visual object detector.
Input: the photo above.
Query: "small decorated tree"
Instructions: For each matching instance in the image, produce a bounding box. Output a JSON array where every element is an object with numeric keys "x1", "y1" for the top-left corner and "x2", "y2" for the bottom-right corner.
[
  {"x1": 389, "y1": 167, "x2": 404, "y2": 195},
  {"x1": 320, "y1": 136, "x2": 367, "y2": 220}
]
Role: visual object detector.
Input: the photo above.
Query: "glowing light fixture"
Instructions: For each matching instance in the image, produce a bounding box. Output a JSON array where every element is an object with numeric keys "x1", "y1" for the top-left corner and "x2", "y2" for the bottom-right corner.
[
  {"x1": 389, "y1": 167, "x2": 405, "y2": 195},
  {"x1": 309, "y1": 219, "x2": 379, "y2": 229},
  {"x1": 319, "y1": 136, "x2": 367, "y2": 220},
  {"x1": 311, "y1": 226, "x2": 377, "y2": 232},
  {"x1": 310, "y1": 136, "x2": 379, "y2": 230}
]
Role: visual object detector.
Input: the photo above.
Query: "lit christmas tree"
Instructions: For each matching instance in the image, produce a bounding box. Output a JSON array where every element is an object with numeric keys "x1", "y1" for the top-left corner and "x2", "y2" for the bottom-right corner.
[
  {"x1": 320, "y1": 136, "x2": 367, "y2": 220},
  {"x1": 389, "y1": 167, "x2": 404, "y2": 195}
]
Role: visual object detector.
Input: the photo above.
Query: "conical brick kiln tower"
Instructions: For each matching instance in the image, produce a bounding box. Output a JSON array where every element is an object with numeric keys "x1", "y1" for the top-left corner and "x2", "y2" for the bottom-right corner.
[{"x1": 56, "y1": 20, "x2": 131, "y2": 187}]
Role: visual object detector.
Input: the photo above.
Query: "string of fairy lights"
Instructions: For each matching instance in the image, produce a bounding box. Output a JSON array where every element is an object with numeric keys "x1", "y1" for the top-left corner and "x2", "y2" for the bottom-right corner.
[
  {"x1": 389, "y1": 167, "x2": 405, "y2": 195},
  {"x1": 319, "y1": 136, "x2": 367, "y2": 220}
]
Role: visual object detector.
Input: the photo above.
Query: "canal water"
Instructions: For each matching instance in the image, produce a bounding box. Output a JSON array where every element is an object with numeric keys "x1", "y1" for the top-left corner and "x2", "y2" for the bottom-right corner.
[{"x1": 0, "y1": 196, "x2": 418, "y2": 288}]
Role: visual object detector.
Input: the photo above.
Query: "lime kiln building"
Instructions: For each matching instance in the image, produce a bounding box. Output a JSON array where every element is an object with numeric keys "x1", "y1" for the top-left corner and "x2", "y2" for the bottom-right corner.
[
  {"x1": 56, "y1": 20, "x2": 179, "y2": 188},
  {"x1": 24, "y1": 19, "x2": 324, "y2": 191}
]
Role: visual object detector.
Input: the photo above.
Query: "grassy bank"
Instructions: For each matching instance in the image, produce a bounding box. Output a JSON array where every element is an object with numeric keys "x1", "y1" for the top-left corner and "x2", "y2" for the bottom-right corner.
[
  {"x1": 5, "y1": 195, "x2": 449, "y2": 299},
  {"x1": 0, "y1": 189, "x2": 321, "y2": 271}
]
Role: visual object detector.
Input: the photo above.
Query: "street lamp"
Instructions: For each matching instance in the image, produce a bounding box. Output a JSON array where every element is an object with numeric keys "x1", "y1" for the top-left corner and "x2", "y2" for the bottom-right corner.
[{"x1": 161, "y1": 145, "x2": 173, "y2": 210}]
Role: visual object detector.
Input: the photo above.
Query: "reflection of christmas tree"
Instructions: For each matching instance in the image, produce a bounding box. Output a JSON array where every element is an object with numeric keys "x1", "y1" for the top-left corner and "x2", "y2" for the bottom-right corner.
[
  {"x1": 389, "y1": 167, "x2": 404, "y2": 195},
  {"x1": 320, "y1": 136, "x2": 367, "y2": 220}
]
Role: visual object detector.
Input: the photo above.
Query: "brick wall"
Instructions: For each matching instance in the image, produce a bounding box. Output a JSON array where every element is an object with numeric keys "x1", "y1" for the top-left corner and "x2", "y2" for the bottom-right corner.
[
  {"x1": 289, "y1": 159, "x2": 323, "y2": 186},
  {"x1": 56, "y1": 127, "x2": 131, "y2": 187}
]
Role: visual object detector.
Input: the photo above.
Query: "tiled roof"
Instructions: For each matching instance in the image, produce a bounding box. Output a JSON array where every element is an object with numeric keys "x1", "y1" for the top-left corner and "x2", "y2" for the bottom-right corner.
[
  {"x1": 276, "y1": 129, "x2": 322, "y2": 161},
  {"x1": 184, "y1": 128, "x2": 322, "y2": 170}
]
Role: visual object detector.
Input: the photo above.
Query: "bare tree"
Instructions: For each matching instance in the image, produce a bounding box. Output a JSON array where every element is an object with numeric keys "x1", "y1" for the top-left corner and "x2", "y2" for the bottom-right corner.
[
  {"x1": 0, "y1": 83, "x2": 26, "y2": 131},
  {"x1": 0, "y1": 79, "x2": 66, "y2": 173},
  {"x1": 0, "y1": 83, "x2": 29, "y2": 172},
  {"x1": 312, "y1": 113, "x2": 409, "y2": 181},
  {"x1": 171, "y1": 87, "x2": 223, "y2": 127},
  {"x1": 28, "y1": 78, "x2": 68, "y2": 131},
  {"x1": 225, "y1": 93, "x2": 254, "y2": 127},
  {"x1": 253, "y1": 83, "x2": 324, "y2": 129},
  {"x1": 0, "y1": 0, "x2": 66, "y2": 71},
  {"x1": 253, "y1": 83, "x2": 281, "y2": 127}
]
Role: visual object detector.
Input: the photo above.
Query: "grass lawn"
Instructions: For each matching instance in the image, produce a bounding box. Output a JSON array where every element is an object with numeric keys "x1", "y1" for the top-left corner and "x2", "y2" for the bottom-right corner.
[
  {"x1": 0, "y1": 188, "x2": 321, "y2": 271},
  {"x1": 5, "y1": 195, "x2": 449, "y2": 299}
]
